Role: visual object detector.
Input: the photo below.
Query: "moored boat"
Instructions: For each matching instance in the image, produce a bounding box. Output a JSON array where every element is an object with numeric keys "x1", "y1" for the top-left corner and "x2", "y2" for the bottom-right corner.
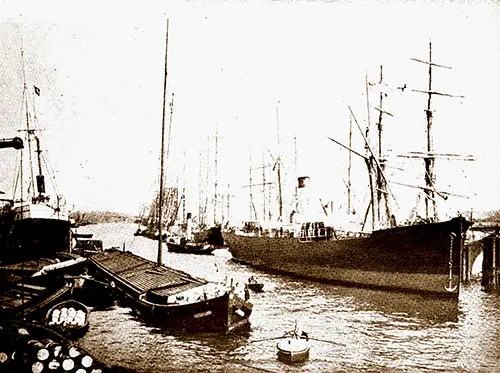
[
  {"x1": 166, "y1": 214, "x2": 224, "y2": 255},
  {"x1": 87, "y1": 249, "x2": 252, "y2": 333},
  {"x1": 225, "y1": 44, "x2": 474, "y2": 300},
  {"x1": 276, "y1": 328, "x2": 310, "y2": 363},
  {"x1": 91, "y1": 21, "x2": 252, "y2": 334},
  {"x1": 46, "y1": 299, "x2": 90, "y2": 338},
  {"x1": 246, "y1": 276, "x2": 264, "y2": 292},
  {"x1": 0, "y1": 59, "x2": 72, "y2": 265},
  {"x1": 225, "y1": 216, "x2": 471, "y2": 298},
  {"x1": 166, "y1": 236, "x2": 216, "y2": 255}
]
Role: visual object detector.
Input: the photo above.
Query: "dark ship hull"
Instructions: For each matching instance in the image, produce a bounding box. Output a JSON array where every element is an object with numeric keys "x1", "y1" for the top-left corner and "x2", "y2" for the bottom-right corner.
[
  {"x1": 88, "y1": 249, "x2": 252, "y2": 333},
  {"x1": 224, "y1": 216, "x2": 472, "y2": 299},
  {"x1": 166, "y1": 241, "x2": 216, "y2": 255},
  {"x1": 0, "y1": 215, "x2": 71, "y2": 264}
]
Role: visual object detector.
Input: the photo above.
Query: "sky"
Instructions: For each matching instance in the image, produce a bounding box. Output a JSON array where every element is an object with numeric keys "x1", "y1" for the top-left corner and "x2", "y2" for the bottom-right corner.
[{"x1": 0, "y1": 0, "x2": 499, "y2": 227}]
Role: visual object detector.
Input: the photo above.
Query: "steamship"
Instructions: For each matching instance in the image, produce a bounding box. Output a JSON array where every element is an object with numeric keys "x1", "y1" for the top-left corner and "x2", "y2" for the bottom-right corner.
[
  {"x1": 0, "y1": 86, "x2": 71, "y2": 265},
  {"x1": 225, "y1": 175, "x2": 471, "y2": 299},
  {"x1": 224, "y1": 46, "x2": 473, "y2": 299},
  {"x1": 165, "y1": 213, "x2": 224, "y2": 255}
]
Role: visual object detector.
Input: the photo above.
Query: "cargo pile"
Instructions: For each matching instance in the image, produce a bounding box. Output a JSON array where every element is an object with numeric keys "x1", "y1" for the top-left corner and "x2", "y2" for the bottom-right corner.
[
  {"x1": 0, "y1": 324, "x2": 104, "y2": 373},
  {"x1": 48, "y1": 306, "x2": 87, "y2": 327}
]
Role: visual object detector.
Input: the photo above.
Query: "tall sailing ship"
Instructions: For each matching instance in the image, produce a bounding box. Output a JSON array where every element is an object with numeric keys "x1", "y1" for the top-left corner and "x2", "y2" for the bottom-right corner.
[
  {"x1": 133, "y1": 95, "x2": 224, "y2": 255},
  {"x1": 224, "y1": 43, "x2": 473, "y2": 299},
  {"x1": 135, "y1": 185, "x2": 180, "y2": 241}
]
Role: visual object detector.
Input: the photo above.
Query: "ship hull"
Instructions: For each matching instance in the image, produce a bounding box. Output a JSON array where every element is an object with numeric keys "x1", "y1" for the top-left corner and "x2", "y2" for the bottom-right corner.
[
  {"x1": 224, "y1": 217, "x2": 471, "y2": 298},
  {"x1": 167, "y1": 242, "x2": 216, "y2": 255},
  {"x1": 0, "y1": 216, "x2": 71, "y2": 264},
  {"x1": 133, "y1": 292, "x2": 251, "y2": 333},
  {"x1": 88, "y1": 250, "x2": 252, "y2": 333}
]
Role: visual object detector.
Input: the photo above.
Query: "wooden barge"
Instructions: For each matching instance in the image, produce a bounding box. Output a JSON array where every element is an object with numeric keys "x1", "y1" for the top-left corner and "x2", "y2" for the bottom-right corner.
[{"x1": 87, "y1": 249, "x2": 252, "y2": 333}]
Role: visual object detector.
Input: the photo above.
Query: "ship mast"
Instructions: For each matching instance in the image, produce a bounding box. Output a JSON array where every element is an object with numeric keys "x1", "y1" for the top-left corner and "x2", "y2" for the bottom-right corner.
[
  {"x1": 424, "y1": 44, "x2": 436, "y2": 221},
  {"x1": 31, "y1": 84, "x2": 46, "y2": 200},
  {"x1": 203, "y1": 135, "x2": 210, "y2": 226},
  {"x1": 347, "y1": 115, "x2": 352, "y2": 214},
  {"x1": 364, "y1": 73, "x2": 376, "y2": 230},
  {"x1": 249, "y1": 144, "x2": 254, "y2": 221},
  {"x1": 262, "y1": 150, "x2": 266, "y2": 221},
  {"x1": 374, "y1": 65, "x2": 393, "y2": 227},
  {"x1": 226, "y1": 182, "x2": 231, "y2": 226},
  {"x1": 293, "y1": 133, "x2": 298, "y2": 205},
  {"x1": 213, "y1": 124, "x2": 218, "y2": 225},
  {"x1": 181, "y1": 148, "x2": 186, "y2": 223},
  {"x1": 410, "y1": 41, "x2": 462, "y2": 221},
  {"x1": 20, "y1": 49, "x2": 36, "y2": 200},
  {"x1": 275, "y1": 101, "x2": 283, "y2": 220},
  {"x1": 198, "y1": 149, "x2": 203, "y2": 226},
  {"x1": 157, "y1": 19, "x2": 170, "y2": 266}
]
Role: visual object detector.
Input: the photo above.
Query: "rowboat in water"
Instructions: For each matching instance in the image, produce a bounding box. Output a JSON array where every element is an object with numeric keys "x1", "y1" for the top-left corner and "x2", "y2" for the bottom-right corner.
[
  {"x1": 45, "y1": 299, "x2": 90, "y2": 338},
  {"x1": 246, "y1": 276, "x2": 264, "y2": 292}
]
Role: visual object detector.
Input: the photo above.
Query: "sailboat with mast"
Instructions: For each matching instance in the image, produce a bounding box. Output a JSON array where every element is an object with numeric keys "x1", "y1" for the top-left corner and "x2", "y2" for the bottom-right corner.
[
  {"x1": 166, "y1": 124, "x2": 226, "y2": 254},
  {"x1": 0, "y1": 50, "x2": 72, "y2": 265},
  {"x1": 89, "y1": 20, "x2": 252, "y2": 332},
  {"x1": 134, "y1": 92, "x2": 179, "y2": 242},
  {"x1": 224, "y1": 43, "x2": 473, "y2": 300}
]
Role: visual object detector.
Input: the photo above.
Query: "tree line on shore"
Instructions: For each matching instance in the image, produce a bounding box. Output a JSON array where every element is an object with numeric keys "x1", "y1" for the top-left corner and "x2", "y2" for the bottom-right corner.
[
  {"x1": 69, "y1": 208, "x2": 500, "y2": 227},
  {"x1": 70, "y1": 210, "x2": 135, "y2": 226}
]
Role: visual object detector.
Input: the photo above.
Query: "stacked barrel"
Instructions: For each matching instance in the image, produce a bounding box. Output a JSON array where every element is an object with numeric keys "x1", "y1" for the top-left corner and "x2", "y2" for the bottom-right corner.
[
  {"x1": 0, "y1": 326, "x2": 104, "y2": 373},
  {"x1": 48, "y1": 305, "x2": 87, "y2": 328}
]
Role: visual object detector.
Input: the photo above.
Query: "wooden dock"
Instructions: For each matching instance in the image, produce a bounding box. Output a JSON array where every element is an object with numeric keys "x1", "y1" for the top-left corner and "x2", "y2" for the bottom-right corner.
[{"x1": 481, "y1": 234, "x2": 500, "y2": 289}]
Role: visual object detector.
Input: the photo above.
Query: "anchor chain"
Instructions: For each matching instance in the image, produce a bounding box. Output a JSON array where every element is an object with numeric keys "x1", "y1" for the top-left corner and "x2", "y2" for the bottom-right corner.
[{"x1": 445, "y1": 232, "x2": 458, "y2": 292}]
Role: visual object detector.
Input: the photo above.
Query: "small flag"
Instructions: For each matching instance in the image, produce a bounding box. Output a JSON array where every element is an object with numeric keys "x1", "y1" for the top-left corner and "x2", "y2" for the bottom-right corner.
[{"x1": 34, "y1": 86, "x2": 40, "y2": 96}]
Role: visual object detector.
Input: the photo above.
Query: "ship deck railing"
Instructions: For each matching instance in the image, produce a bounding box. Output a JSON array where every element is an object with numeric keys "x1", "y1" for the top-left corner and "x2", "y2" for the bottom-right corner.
[
  {"x1": 299, "y1": 228, "x2": 370, "y2": 241},
  {"x1": 299, "y1": 228, "x2": 329, "y2": 241}
]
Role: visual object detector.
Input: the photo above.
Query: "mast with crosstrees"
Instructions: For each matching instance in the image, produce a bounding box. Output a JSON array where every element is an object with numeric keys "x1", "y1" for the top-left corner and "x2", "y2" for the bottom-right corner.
[{"x1": 410, "y1": 41, "x2": 465, "y2": 222}]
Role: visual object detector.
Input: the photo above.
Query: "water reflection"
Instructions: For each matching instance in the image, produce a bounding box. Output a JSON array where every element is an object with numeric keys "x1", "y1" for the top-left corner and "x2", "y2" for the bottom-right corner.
[{"x1": 458, "y1": 284, "x2": 500, "y2": 372}]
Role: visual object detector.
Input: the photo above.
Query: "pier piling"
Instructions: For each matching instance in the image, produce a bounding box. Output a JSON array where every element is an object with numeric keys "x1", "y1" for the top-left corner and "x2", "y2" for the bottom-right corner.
[{"x1": 481, "y1": 234, "x2": 500, "y2": 289}]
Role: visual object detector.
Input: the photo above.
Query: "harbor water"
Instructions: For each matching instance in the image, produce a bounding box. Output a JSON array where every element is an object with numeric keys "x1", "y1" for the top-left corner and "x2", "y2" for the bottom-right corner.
[{"x1": 75, "y1": 223, "x2": 500, "y2": 372}]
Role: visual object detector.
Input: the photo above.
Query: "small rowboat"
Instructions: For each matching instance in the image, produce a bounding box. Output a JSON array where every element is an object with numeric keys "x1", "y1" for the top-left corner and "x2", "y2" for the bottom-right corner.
[
  {"x1": 246, "y1": 276, "x2": 264, "y2": 292},
  {"x1": 276, "y1": 330, "x2": 310, "y2": 363},
  {"x1": 45, "y1": 300, "x2": 90, "y2": 338}
]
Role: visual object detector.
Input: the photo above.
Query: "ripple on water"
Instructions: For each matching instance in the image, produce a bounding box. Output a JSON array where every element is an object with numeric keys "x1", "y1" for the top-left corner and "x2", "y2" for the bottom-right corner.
[{"x1": 74, "y1": 223, "x2": 500, "y2": 372}]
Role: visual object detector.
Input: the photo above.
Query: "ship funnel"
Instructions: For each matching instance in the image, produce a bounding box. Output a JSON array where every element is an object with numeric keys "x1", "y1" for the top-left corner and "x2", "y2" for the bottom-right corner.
[
  {"x1": 36, "y1": 175, "x2": 46, "y2": 194},
  {"x1": 186, "y1": 212, "x2": 193, "y2": 240},
  {"x1": 296, "y1": 176, "x2": 311, "y2": 217}
]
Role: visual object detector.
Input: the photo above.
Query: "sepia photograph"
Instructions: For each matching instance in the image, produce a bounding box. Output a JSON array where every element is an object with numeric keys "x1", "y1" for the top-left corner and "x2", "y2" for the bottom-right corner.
[{"x1": 0, "y1": 0, "x2": 499, "y2": 372}]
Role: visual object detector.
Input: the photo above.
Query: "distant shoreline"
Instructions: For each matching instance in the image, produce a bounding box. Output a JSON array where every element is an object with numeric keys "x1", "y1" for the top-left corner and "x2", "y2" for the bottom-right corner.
[{"x1": 70, "y1": 210, "x2": 136, "y2": 226}]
